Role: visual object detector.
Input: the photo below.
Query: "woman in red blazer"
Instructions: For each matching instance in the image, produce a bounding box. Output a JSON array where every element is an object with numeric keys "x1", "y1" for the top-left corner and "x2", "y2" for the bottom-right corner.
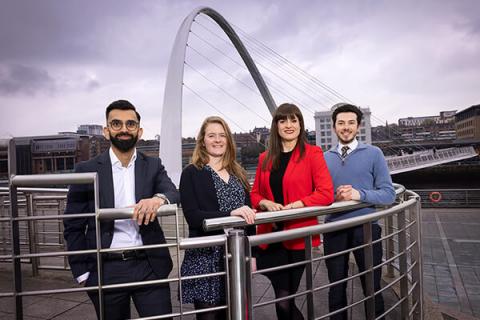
[{"x1": 251, "y1": 103, "x2": 334, "y2": 320}]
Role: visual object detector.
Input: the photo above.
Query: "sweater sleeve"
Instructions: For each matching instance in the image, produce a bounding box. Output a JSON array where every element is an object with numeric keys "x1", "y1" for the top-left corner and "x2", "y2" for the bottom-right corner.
[
  {"x1": 179, "y1": 166, "x2": 229, "y2": 229},
  {"x1": 301, "y1": 147, "x2": 335, "y2": 207},
  {"x1": 358, "y1": 148, "x2": 396, "y2": 205}
]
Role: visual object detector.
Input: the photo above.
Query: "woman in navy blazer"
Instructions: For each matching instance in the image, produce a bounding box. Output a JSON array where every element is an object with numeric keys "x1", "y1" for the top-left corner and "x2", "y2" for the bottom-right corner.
[{"x1": 179, "y1": 116, "x2": 256, "y2": 320}]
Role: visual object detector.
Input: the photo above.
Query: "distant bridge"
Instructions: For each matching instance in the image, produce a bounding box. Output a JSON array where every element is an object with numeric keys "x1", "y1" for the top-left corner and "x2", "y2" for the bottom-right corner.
[{"x1": 387, "y1": 146, "x2": 477, "y2": 175}]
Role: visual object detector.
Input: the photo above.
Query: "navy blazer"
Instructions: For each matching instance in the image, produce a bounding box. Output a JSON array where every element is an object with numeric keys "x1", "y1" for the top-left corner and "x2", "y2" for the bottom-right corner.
[
  {"x1": 63, "y1": 150, "x2": 179, "y2": 280},
  {"x1": 179, "y1": 164, "x2": 255, "y2": 238}
]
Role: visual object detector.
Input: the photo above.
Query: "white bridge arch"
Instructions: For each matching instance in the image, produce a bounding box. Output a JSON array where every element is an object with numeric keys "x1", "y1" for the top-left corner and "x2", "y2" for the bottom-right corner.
[{"x1": 160, "y1": 6, "x2": 277, "y2": 185}]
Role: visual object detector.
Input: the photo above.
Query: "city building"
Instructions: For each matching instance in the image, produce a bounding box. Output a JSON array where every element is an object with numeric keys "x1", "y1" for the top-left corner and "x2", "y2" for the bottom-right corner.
[
  {"x1": 398, "y1": 110, "x2": 457, "y2": 142},
  {"x1": 314, "y1": 104, "x2": 372, "y2": 151},
  {"x1": 77, "y1": 124, "x2": 103, "y2": 136},
  {"x1": 398, "y1": 110, "x2": 456, "y2": 127},
  {"x1": 455, "y1": 104, "x2": 480, "y2": 141}
]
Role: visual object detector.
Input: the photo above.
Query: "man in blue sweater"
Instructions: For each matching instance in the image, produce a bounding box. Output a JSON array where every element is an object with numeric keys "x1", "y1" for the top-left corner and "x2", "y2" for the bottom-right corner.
[{"x1": 323, "y1": 104, "x2": 395, "y2": 320}]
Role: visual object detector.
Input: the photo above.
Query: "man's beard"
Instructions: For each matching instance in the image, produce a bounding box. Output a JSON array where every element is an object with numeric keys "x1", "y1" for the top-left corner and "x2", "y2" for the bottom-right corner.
[
  {"x1": 110, "y1": 132, "x2": 138, "y2": 152},
  {"x1": 338, "y1": 130, "x2": 356, "y2": 144}
]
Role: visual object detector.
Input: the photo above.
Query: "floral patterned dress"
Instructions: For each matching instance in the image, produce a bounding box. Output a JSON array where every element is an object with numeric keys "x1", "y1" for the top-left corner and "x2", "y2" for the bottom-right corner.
[{"x1": 181, "y1": 165, "x2": 246, "y2": 304}]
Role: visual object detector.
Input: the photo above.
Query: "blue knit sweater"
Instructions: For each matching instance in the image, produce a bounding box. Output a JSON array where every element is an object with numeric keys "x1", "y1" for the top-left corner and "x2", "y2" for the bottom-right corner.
[{"x1": 324, "y1": 142, "x2": 395, "y2": 223}]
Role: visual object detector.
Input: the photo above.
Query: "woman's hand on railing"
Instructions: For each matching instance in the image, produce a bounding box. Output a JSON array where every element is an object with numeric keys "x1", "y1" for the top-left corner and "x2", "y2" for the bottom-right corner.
[
  {"x1": 284, "y1": 200, "x2": 304, "y2": 210},
  {"x1": 259, "y1": 199, "x2": 284, "y2": 212},
  {"x1": 231, "y1": 205, "x2": 256, "y2": 224}
]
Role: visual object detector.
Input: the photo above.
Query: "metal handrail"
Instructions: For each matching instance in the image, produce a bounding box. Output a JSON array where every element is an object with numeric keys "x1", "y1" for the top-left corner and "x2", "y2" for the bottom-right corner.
[
  {"x1": 248, "y1": 195, "x2": 417, "y2": 246},
  {"x1": 204, "y1": 183, "x2": 406, "y2": 231},
  {"x1": 2, "y1": 170, "x2": 422, "y2": 320}
]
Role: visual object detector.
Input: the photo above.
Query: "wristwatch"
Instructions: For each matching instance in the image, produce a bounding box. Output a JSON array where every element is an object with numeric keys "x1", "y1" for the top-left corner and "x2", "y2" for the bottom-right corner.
[{"x1": 153, "y1": 193, "x2": 170, "y2": 204}]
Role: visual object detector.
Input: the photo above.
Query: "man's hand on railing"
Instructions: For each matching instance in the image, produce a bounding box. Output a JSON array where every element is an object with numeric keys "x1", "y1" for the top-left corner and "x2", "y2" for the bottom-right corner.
[
  {"x1": 259, "y1": 199, "x2": 284, "y2": 211},
  {"x1": 335, "y1": 185, "x2": 360, "y2": 201},
  {"x1": 230, "y1": 205, "x2": 256, "y2": 224},
  {"x1": 132, "y1": 197, "x2": 166, "y2": 225}
]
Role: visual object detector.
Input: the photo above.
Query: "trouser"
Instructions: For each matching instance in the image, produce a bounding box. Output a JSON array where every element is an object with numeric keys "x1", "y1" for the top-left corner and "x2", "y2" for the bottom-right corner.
[
  {"x1": 257, "y1": 242, "x2": 306, "y2": 320},
  {"x1": 86, "y1": 257, "x2": 172, "y2": 320},
  {"x1": 324, "y1": 224, "x2": 385, "y2": 320}
]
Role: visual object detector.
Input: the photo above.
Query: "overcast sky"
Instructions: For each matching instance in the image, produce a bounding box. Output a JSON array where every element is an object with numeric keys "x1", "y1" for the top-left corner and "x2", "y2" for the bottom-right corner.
[{"x1": 1, "y1": 0, "x2": 479, "y2": 139}]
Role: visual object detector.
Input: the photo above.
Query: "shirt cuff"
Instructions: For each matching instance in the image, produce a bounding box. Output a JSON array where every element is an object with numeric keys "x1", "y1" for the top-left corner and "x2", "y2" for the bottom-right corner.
[
  {"x1": 76, "y1": 272, "x2": 90, "y2": 284},
  {"x1": 358, "y1": 189, "x2": 366, "y2": 201}
]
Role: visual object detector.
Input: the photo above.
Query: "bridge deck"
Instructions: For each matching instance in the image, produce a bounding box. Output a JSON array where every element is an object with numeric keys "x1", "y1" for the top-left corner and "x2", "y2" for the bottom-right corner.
[{"x1": 387, "y1": 146, "x2": 477, "y2": 175}]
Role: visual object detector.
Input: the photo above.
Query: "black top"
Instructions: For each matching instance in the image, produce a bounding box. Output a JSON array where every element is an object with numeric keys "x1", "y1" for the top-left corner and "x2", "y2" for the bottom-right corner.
[
  {"x1": 269, "y1": 151, "x2": 293, "y2": 232},
  {"x1": 179, "y1": 164, "x2": 255, "y2": 238},
  {"x1": 269, "y1": 151, "x2": 293, "y2": 205}
]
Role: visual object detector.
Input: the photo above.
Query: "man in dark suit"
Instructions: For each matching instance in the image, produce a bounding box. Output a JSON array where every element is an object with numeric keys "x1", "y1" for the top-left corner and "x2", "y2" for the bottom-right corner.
[{"x1": 63, "y1": 100, "x2": 179, "y2": 319}]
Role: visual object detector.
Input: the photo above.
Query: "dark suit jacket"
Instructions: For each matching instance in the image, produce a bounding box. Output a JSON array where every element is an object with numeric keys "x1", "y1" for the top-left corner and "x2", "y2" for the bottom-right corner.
[
  {"x1": 63, "y1": 150, "x2": 179, "y2": 280},
  {"x1": 179, "y1": 164, "x2": 255, "y2": 238}
]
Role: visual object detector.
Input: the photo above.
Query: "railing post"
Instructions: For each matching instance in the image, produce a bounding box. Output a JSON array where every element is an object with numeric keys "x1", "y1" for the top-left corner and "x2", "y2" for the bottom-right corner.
[
  {"x1": 228, "y1": 229, "x2": 246, "y2": 320},
  {"x1": 25, "y1": 193, "x2": 39, "y2": 277},
  {"x1": 93, "y1": 177, "x2": 105, "y2": 320},
  {"x1": 362, "y1": 222, "x2": 375, "y2": 320},
  {"x1": 8, "y1": 138, "x2": 23, "y2": 320},
  {"x1": 409, "y1": 198, "x2": 423, "y2": 320},
  {"x1": 245, "y1": 241, "x2": 254, "y2": 320},
  {"x1": 397, "y1": 210, "x2": 409, "y2": 318},
  {"x1": 304, "y1": 236, "x2": 314, "y2": 320},
  {"x1": 385, "y1": 215, "x2": 395, "y2": 278}
]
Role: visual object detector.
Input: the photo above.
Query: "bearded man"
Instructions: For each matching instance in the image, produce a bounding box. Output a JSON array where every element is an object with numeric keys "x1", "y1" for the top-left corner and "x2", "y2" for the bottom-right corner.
[{"x1": 64, "y1": 100, "x2": 178, "y2": 319}]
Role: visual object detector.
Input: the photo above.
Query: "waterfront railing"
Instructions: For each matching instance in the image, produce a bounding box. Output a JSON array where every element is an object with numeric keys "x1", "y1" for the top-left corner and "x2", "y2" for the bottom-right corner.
[{"x1": 1, "y1": 170, "x2": 422, "y2": 320}]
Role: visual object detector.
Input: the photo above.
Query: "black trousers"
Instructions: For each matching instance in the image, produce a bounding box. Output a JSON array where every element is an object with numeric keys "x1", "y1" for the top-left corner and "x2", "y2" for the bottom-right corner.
[
  {"x1": 257, "y1": 242, "x2": 305, "y2": 320},
  {"x1": 323, "y1": 224, "x2": 385, "y2": 320},
  {"x1": 86, "y1": 258, "x2": 172, "y2": 320}
]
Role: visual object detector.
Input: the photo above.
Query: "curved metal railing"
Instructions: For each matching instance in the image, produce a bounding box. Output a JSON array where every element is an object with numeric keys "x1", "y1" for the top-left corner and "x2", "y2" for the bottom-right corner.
[{"x1": 1, "y1": 171, "x2": 422, "y2": 320}]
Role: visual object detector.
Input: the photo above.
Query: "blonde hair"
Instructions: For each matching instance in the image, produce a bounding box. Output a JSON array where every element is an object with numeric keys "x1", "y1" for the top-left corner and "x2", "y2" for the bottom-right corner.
[{"x1": 191, "y1": 116, "x2": 250, "y2": 191}]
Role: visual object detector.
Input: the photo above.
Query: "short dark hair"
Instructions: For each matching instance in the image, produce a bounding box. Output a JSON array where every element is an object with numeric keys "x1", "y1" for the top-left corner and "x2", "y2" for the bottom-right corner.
[
  {"x1": 105, "y1": 100, "x2": 141, "y2": 122},
  {"x1": 332, "y1": 103, "x2": 363, "y2": 125}
]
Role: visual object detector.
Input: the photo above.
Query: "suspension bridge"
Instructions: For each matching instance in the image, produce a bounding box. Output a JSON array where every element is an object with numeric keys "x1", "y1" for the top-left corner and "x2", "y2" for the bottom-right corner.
[{"x1": 157, "y1": 7, "x2": 477, "y2": 184}]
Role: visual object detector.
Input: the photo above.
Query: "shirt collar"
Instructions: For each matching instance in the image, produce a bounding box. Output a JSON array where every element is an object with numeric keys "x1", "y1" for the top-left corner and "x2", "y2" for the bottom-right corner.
[
  {"x1": 337, "y1": 138, "x2": 358, "y2": 154},
  {"x1": 109, "y1": 148, "x2": 137, "y2": 168}
]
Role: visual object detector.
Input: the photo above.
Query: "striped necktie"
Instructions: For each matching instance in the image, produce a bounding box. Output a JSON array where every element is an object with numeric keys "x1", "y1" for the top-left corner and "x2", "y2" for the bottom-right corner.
[{"x1": 341, "y1": 146, "x2": 350, "y2": 159}]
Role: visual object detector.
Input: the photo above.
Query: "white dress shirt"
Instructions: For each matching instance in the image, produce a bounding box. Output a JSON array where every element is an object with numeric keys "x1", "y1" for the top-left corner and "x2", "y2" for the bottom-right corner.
[
  {"x1": 109, "y1": 148, "x2": 143, "y2": 248},
  {"x1": 76, "y1": 148, "x2": 143, "y2": 283},
  {"x1": 337, "y1": 138, "x2": 358, "y2": 156}
]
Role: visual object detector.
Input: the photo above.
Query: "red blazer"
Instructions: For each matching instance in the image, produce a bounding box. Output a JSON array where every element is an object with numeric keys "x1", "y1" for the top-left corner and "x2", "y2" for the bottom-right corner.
[{"x1": 251, "y1": 143, "x2": 334, "y2": 250}]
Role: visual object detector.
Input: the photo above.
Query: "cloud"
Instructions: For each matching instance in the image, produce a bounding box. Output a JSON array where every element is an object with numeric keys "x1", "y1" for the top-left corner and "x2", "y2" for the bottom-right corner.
[
  {"x1": 0, "y1": 64, "x2": 56, "y2": 96},
  {"x1": 0, "y1": 0, "x2": 479, "y2": 139}
]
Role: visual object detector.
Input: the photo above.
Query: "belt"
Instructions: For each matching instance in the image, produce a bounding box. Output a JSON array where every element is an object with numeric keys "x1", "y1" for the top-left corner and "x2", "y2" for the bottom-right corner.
[{"x1": 104, "y1": 249, "x2": 147, "y2": 261}]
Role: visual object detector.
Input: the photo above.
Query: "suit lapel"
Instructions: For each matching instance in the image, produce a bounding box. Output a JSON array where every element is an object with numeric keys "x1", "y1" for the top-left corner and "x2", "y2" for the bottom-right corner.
[
  {"x1": 97, "y1": 152, "x2": 114, "y2": 209},
  {"x1": 97, "y1": 151, "x2": 115, "y2": 239},
  {"x1": 135, "y1": 152, "x2": 147, "y2": 202}
]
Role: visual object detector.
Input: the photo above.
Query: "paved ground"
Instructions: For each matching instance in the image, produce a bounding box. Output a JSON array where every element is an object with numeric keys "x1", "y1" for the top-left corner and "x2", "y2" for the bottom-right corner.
[
  {"x1": 0, "y1": 250, "x2": 401, "y2": 320},
  {"x1": 0, "y1": 207, "x2": 479, "y2": 319},
  {"x1": 422, "y1": 208, "x2": 480, "y2": 319}
]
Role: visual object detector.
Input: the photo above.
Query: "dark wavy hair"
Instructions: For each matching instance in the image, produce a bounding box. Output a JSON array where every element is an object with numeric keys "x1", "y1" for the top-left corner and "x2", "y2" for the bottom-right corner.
[
  {"x1": 106, "y1": 100, "x2": 141, "y2": 122},
  {"x1": 331, "y1": 103, "x2": 363, "y2": 126},
  {"x1": 262, "y1": 103, "x2": 307, "y2": 170}
]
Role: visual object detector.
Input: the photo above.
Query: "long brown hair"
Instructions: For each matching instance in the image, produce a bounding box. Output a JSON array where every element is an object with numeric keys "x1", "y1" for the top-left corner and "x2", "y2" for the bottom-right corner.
[
  {"x1": 262, "y1": 103, "x2": 307, "y2": 171},
  {"x1": 191, "y1": 116, "x2": 250, "y2": 191}
]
